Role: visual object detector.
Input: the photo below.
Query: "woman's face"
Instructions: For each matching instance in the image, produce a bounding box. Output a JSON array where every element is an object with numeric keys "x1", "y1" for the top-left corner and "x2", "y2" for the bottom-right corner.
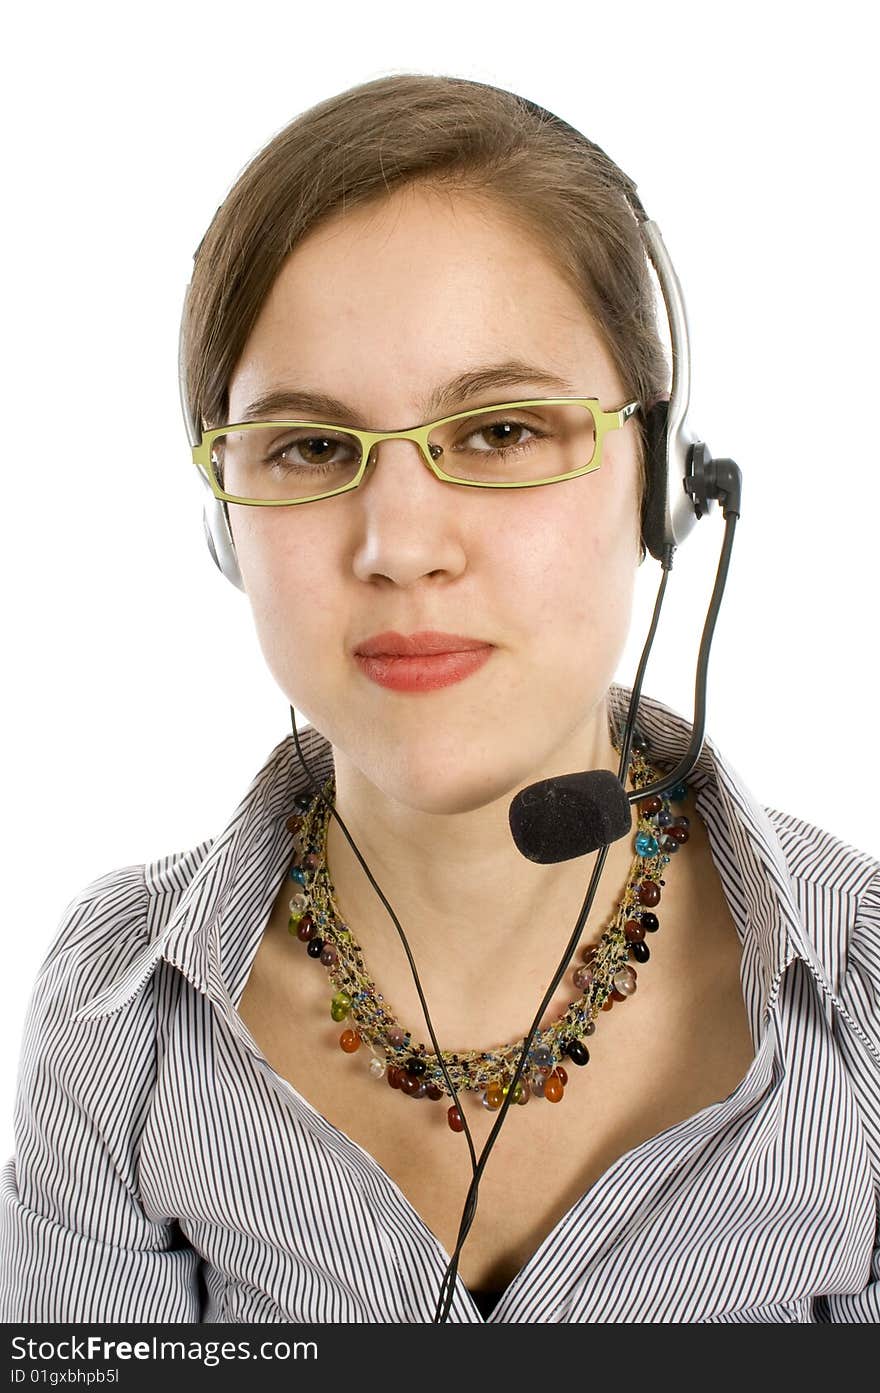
[{"x1": 226, "y1": 183, "x2": 643, "y2": 815}]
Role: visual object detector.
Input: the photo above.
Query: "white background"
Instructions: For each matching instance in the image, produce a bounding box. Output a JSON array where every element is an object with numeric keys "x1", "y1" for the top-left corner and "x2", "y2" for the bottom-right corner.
[{"x1": 1, "y1": 0, "x2": 876, "y2": 1156}]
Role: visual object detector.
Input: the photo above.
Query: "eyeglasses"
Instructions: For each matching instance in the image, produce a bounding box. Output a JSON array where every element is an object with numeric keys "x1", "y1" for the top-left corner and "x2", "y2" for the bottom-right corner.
[{"x1": 192, "y1": 396, "x2": 641, "y2": 506}]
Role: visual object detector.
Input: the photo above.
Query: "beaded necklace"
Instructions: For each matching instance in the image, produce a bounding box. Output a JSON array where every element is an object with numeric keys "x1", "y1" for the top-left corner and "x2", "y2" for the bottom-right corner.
[{"x1": 284, "y1": 741, "x2": 689, "y2": 1133}]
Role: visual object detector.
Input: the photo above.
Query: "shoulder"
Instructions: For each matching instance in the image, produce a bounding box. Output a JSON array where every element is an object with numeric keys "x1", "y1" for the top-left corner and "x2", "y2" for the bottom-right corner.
[
  {"x1": 765, "y1": 803, "x2": 880, "y2": 1073},
  {"x1": 765, "y1": 805, "x2": 878, "y2": 896},
  {"x1": 33, "y1": 835, "x2": 213, "y2": 1027},
  {"x1": 763, "y1": 804, "x2": 879, "y2": 963},
  {"x1": 16, "y1": 838, "x2": 214, "y2": 1147},
  {"x1": 33, "y1": 861, "x2": 151, "y2": 1021}
]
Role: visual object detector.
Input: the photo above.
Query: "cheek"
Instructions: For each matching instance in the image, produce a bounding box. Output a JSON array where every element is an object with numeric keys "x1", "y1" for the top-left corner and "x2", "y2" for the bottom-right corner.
[
  {"x1": 232, "y1": 506, "x2": 328, "y2": 599},
  {"x1": 229, "y1": 510, "x2": 341, "y2": 676},
  {"x1": 509, "y1": 478, "x2": 635, "y2": 644}
]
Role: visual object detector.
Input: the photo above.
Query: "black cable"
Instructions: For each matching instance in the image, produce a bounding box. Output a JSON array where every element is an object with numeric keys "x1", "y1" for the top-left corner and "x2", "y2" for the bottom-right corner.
[
  {"x1": 628, "y1": 474, "x2": 741, "y2": 806},
  {"x1": 288, "y1": 717, "x2": 482, "y2": 1186},
  {"x1": 433, "y1": 500, "x2": 741, "y2": 1316},
  {"x1": 432, "y1": 543, "x2": 676, "y2": 1320}
]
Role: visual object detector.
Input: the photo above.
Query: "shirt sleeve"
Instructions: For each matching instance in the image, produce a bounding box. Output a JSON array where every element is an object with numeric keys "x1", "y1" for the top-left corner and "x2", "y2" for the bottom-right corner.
[
  {"x1": 814, "y1": 868, "x2": 880, "y2": 1322},
  {"x1": 0, "y1": 864, "x2": 204, "y2": 1322}
]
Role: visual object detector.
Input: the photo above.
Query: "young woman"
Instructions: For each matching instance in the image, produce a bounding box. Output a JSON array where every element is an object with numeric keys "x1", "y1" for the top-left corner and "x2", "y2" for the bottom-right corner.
[{"x1": 2, "y1": 74, "x2": 878, "y2": 1325}]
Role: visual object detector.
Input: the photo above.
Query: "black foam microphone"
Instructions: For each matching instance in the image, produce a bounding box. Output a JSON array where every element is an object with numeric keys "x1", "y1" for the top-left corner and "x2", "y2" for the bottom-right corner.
[
  {"x1": 509, "y1": 458, "x2": 742, "y2": 872},
  {"x1": 509, "y1": 770, "x2": 633, "y2": 863}
]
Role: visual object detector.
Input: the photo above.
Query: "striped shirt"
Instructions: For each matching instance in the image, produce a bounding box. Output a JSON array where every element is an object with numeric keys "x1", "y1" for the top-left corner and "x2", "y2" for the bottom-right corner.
[{"x1": 2, "y1": 683, "x2": 879, "y2": 1324}]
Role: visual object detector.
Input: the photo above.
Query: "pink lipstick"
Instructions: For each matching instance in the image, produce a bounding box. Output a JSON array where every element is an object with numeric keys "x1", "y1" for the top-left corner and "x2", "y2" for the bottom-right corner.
[{"x1": 353, "y1": 630, "x2": 494, "y2": 693}]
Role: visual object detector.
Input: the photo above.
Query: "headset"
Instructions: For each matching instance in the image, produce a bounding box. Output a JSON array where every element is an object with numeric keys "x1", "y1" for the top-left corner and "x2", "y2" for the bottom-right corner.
[{"x1": 177, "y1": 90, "x2": 743, "y2": 1323}]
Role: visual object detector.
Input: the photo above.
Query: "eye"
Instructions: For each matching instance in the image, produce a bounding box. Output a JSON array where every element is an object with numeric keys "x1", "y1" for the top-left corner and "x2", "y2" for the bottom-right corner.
[
  {"x1": 264, "y1": 430, "x2": 359, "y2": 470},
  {"x1": 455, "y1": 417, "x2": 543, "y2": 453}
]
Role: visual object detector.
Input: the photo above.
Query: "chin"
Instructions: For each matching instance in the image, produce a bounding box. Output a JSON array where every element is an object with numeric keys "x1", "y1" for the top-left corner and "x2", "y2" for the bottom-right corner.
[
  {"x1": 365, "y1": 740, "x2": 540, "y2": 819},
  {"x1": 307, "y1": 688, "x2": 581, "y2": 817}
]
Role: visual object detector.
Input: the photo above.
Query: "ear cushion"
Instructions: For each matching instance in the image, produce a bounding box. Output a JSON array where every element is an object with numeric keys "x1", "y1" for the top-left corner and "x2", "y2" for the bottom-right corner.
[{"x1": 641, "y1": 399, "x2": 670, "y2": 561}]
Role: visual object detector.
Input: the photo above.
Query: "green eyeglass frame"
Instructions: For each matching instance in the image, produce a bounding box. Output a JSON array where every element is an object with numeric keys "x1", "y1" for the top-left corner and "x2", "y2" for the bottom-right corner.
[{"x1": 192, "y1": 396, "x2": 642, "y2": 506}]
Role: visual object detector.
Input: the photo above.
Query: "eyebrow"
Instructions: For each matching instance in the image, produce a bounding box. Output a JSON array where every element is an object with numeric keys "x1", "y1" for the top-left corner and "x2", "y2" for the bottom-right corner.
[{"x1": 237, "y1": 360, "x2": 578, "y2": 426}]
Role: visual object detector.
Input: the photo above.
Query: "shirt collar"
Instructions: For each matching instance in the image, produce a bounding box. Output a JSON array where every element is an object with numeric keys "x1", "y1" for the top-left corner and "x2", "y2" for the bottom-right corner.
[{"x1": 73, "y1": 685, "x2": 821, "y2": 1023}]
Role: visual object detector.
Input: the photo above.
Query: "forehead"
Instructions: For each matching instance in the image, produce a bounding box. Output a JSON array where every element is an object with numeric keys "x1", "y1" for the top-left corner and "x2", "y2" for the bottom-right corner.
[{"x1": 227, "y1": 184, "x2": 618, "y2": 424}]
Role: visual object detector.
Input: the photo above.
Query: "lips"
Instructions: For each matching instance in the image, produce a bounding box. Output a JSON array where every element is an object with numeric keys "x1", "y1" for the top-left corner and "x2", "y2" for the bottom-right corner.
[
  {"x1": 354, "y1": 630, "x2": 491, "y2": 658},
  {"x1": 352, "y1": 630, "x2": 494, "y2": 693}
]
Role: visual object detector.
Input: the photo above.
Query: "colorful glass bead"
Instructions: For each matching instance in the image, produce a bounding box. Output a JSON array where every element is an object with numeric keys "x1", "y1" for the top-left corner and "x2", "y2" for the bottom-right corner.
[
  {"x1": 601, "y1": 995, "x2": 614, "y2": 1011},
  {"x1": 641, "y1": 912, "x2": 660, "y2": 933},
  {"x1": 293, "y1": 792, "x2": 312, "y2": 811},
  {"x1": 295, "y1": 913, "x2": 315, "y2": 942},
  {"x1": 638, "y1": 795, "x2": 663, "y2": 816},
  {"x1": 485, "y1": 1083, "x2": 504, "y2": 1109},
  {"x1": 289, "y1": 865, "x2": 306, "y2": 885},
  {"x1": 303, "y1": 852, "x2": 320, "y2": 870},
  {"x1": 406, "y1": 1057, "x2": 427, "y2": 1076},
  {"x1": 386, "y1": 1026, "x2": 405, "y2": 1048},
  {"x1": 306, "y1": 937, "x2": 325, "y2": 958},
  {"x1": 543, "y1": 1073, "x2": 564, "y2": 1103},
  {"x1": 584, "y1": 1020, "x2": 595, "y2": 1035},
  {"x1": 387, "y1": 1065, "x2": 405, "y2": 1090},
  {"x1": 531, "y1": 1045, "x2": 553, "y2": 1069},
  {"x1": 638, "y1": 880, "x2": 661, "y2": 906},
  {"x1": 667, "y1": 781, "x2": 688, "y2": 801},
  {"x1": 613, "y1": 966, "x2": 638, "y2": 996},
  {"x1": 426, "y1": 1084, "x2": 444, "y2": 1101},
  {"x1": 530, "y1": 1072, "x2": 547, "y2": 1097},
  {"x1": 572, "y1": 964, "x2": 594, "y2": 992},
  {"x1": 624, "y1": 918, "x2": 646, "y2": 942},
  {"x1": 330, "y1": 991, "x2": 351, "y2": 1022},
  {"x1": 657, "y1": 809, "x2": 673, "y2": 827},
  {"x1": 661, "y1": 837, "x2": 680, "y2": 854},
  {"x1": 340, "y1": 1029, "x2": 360, "y2": 1053},
  {"x1": 631, "y1": 940, "x2": 650, "y2": 963},
  {"x1": 635, "y1": 831, "x2": 660, "y2": 857},
  {"x1": 610, "y1": 987, "x2": 626, "y2": 1002},
  {"x1": 448, "y1": 1105, "x2": 465, "y2": 1133},
  {"x1": 667, "y1": 825, "x2": 690, "y2": 845},
  {"x1": 515, "y1": 1080, "x2": 531, "y2": 1105},
  {"x1": 564, "y1": 1039, "x2": 590, "y2": 1066},
  {"x1": 368, "y1": 1057, "x2": 386, "y2": 1080},
  {"x1": 289, "y1": 891, "x2": 308, "y2": 913},
  {"x1": 556, "y1": 1066, "x2": 568, "y2": 1087},
  {"x1": 320, "y1": 943, "x2": 338, "y2": 967},
  {"x1": 402, "y1": 1074, "x2": 425, "y2": 1097}
]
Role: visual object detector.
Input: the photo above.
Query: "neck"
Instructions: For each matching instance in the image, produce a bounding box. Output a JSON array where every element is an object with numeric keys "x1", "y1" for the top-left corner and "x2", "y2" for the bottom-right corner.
[{"x1": 321, "y1": 697, "x2": 643, "y2": 1040}]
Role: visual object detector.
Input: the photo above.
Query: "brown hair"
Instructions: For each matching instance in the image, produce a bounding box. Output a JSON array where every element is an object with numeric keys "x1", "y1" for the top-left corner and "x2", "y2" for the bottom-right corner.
[{"x1": 181, "y1": 73, "x2": 670, "y2": 506}]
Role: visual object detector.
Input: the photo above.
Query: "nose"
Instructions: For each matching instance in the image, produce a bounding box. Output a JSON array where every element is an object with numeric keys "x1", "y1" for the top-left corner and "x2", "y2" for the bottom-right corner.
[{"x1": 350, "y1": 435, "x2": 468, "y2": 588}]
